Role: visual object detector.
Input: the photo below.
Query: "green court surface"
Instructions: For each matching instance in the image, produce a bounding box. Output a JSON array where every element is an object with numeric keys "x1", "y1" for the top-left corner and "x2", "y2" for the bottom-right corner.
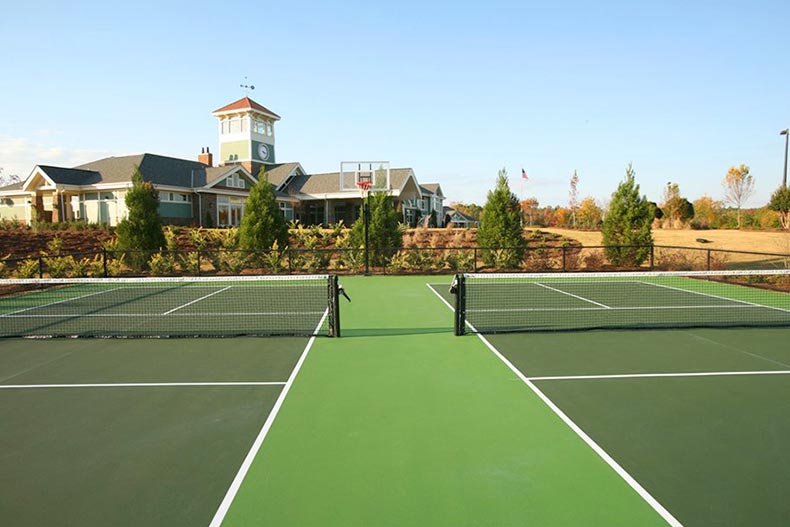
[{"x1": 2, "y1": 275, "x2": 790, "y2": 526}]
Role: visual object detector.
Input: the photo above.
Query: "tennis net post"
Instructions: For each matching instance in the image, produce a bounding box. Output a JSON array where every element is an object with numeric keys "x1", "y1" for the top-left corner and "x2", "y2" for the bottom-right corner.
[{"x1": 451, "y1": 273, "x2": 466, "y2": 336}]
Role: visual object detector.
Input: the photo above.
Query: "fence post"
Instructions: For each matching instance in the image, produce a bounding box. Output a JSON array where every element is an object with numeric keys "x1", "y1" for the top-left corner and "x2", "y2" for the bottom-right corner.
[
  {"x1": 38, "y1": 256, "x2": 44, "y2": 278},
  {"x1": 473, "y1": 248, "x2": 478, "y2": 272},
  {"x1": 649, "y1": 245, "x2": 655, "y2": 271},
  {"x1": 562, "y1": 246, "x2": 567, "y2": 272},
  {"x1": 196, "y1": 250, "x2": 201, "y2": 276},
  {"x1": 103, "y1": 249, "x2": 108, "y2": 277},
  {"x1": 288, "y1": 248, "x2": 293, "y2": 274},
  {"x1": 706, "y1": 249, "x2": 711, "y2": 271}
]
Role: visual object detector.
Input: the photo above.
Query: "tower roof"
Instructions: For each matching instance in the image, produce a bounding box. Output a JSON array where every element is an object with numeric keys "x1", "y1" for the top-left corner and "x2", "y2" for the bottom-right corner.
[{"x1": 212, "y1": 97, "x2": 280, "y2": 120}]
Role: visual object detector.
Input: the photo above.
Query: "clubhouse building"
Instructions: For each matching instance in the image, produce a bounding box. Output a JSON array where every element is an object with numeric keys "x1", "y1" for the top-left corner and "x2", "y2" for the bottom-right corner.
[{"x1": 0, "y1": 97, "x2": 446, "y2": 228}]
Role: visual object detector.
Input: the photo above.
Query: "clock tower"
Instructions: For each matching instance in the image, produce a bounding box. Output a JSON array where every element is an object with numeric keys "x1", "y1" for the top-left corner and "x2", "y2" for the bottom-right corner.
[{"x1": 212, "y1": 97, "x2": 280, "y2": 177}]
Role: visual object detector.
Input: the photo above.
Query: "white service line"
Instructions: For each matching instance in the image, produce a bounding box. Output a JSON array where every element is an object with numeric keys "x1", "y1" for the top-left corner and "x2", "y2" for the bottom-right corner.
[
  {"x1": 638, "y1": 281, "x2": 790, "y2": 314},
  {"x1": 534, "y1": 282, "x2": 612, "y2": 309},
  {"x1": 527, "y1": 370, "x2": 790, "y2": 382},
  {"x1": 163, "y1": 286, "x2": 232, "y2": 315},
  {"x1": 208, "y1": 309, "x2": 329, "y2": 527},
  {"x1": 1, "y1": 287, "x2": 122, "y2": 316},
  {"x1": 425, "y1": 282, "x2": 682, "y2": 527},
  {"x1": 0, "y1": 382, "x2": 286, "y2": 390}
]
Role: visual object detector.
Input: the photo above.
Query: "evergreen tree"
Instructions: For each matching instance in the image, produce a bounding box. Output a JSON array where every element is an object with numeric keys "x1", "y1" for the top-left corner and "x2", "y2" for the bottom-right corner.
[
  {"x1": 350, "y1": 191, "x2": 403, "y2": 265},
  {"x1": 239, "y1": 167, "x2": 289, "y2": 252},
  {"x1": 602, "y1": 164, "x2": 653, "y2": 267},
  {"x1": 116, "y1": 166, "x2": 165, "y2": 269},
  {"x1": 477, "y1": 168, "x2": 524, "y2": 267}
]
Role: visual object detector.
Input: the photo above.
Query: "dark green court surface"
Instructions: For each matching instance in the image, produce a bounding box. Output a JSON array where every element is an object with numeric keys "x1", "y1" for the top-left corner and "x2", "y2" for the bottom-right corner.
[
  {"x1": 2, "y1": 275, "x2": 789, "y2": 526},
  {"x1": 0, "y1": 338, "x2": 305, "y2": 527}
]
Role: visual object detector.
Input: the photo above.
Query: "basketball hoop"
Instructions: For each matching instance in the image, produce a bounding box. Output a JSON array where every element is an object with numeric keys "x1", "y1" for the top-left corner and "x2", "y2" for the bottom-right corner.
[{"x1": 356, "y1": 180, "x2": 373, "y2": 199}]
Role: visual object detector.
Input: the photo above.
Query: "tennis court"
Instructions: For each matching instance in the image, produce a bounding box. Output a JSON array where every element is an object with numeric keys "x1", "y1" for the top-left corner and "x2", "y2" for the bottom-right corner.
[{"x1": 2, "y1": 273, "x2": 790, "y2": 525}]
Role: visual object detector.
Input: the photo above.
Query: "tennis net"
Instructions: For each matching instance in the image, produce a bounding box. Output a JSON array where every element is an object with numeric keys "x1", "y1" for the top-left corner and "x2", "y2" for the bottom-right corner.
[
  {"x1": 451, "y1": 270, "x2": 790, "y2": 335},
  {"x1": 0, "y1": 275, "x2": 342, "y2": 338}
]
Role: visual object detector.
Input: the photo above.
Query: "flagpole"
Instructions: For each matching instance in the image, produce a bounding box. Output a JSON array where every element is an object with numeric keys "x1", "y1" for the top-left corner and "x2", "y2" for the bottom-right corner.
[{"x1": 520, "y1": 168, "x2": 524, "y2": 227}]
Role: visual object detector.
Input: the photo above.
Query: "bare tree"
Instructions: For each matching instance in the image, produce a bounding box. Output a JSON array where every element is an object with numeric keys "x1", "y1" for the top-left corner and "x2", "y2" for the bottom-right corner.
[
  {"x1": 0, "y1": 167, "x2": 21, "y2": 187},
  {"x1": 569, "y1": 170, "x2": 579, "y2": 228},
  {"x1": 723, "y1": 164, "x2": 755, "y2": 228}
]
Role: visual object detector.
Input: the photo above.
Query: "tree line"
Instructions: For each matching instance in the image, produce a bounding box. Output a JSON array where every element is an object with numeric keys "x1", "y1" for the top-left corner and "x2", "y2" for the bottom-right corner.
[{"x1": 452, "y1": 164, "x2": 790, "y2": 231}]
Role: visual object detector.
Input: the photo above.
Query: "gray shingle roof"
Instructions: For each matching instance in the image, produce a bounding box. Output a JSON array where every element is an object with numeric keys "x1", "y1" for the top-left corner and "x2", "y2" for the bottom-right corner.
[
  {"x1": 76, "y1": 153, "x2": 211, "y2": 187},
  {"x1": 263, "y1": 162, "x2": 302, "y2": 188},
  {"x1": 37, "y1": 166, "x2": 102, "y2": 186},
  {"x1": 0, "y1": 181, "x2": 25, "y2": 192},
  {"x1": 284, "y1": 168, "x2": 415, "y2": 196},
  {"x1": 420, "y1": 183, "x2": 443, "y2": 197}
]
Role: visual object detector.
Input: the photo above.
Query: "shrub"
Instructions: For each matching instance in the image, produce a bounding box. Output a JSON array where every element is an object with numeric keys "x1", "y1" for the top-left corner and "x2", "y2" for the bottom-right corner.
[
  {"x1": 149, "y1": 252, "x2": 178, "y2": 276},
  {"x1": 178, "y1": 251, "x2": 201, "y2": 275},
  {"x1": 70, "y1": 257, "x2": 92, "y2": 278},
  {"x1": 215, "y1": 250, "x2": 248, "y2": 274},
  {"x1": 47, "y1": 255, "x2": 75, "y2": 278},
  {"x1": 262, "y1": 241, "x2": 286, "y2": 274},
  {"x1": 15, "y1": 259, "x2": 40, "y2": 278}
]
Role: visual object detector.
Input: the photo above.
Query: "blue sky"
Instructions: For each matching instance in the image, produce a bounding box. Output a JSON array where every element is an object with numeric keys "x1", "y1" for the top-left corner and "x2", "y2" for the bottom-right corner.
[{"x1": 1, "y1": 0, "x2": 788, "y2": 209}]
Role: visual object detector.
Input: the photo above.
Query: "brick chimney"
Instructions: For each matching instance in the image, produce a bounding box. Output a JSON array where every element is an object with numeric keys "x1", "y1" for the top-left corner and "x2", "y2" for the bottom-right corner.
[{"x1": 198, "y1": 147, "x2": 213, "y2": 167}]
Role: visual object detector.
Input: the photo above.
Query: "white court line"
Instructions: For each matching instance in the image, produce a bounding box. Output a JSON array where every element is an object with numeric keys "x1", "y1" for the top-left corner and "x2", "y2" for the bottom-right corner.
[
  {"x1": 1, "y1": 287, "x2": 122, "y2": 317},
  {"x1": 162, "y1": 286, "x2": 232, "y2": 315},
  {"x1": 208, "y1": 309, "x2": 328, "y2": 527},
  {"x1": 0, "y1": 382, "x2": 286, "y2": 390},
  {"x1": 426, "y1": 283, "x2": 682, "y2": 527},
  {"x1": 468, "y1": 304, "x2": 765, "y2": 313},
  {"x1": 638, "y1": 281, "x2": 790, "y2": 314},
  {"x1": 528, "y1": 370, "x2": 790, "y2": 382},
  {"x1": 4, "y1": 311, "x2": 327, "y2": 318},
  {"x1": 534, "y1": 282, "x2": 611, "y2": 309}
]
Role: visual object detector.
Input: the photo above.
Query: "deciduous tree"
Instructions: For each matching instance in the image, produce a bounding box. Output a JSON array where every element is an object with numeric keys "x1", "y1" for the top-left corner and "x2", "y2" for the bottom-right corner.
[
  {"x1": 768, "y1": 185, "x2": 790, "y2": 229},
  {"x1": 577, "y1": 196, "x2": 603, "y2": 229},
  {"x1": 723, "y1": 164, "x2": 755, "y2": 228},
  {"x1": 692, "y1": 195, "x2": 722, "y2": 228},
  {"x1": 520, "y1": 197, "x2": 539, "y2": 227}
]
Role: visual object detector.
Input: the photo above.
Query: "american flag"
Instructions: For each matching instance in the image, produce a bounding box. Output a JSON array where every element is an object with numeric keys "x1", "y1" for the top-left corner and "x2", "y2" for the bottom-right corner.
[{"x1": 521, "y1": 168, "x2": 528, "y2": 181}]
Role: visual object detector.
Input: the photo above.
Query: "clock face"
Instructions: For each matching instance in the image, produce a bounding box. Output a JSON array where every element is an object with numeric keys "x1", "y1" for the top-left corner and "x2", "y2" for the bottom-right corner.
[{"x1": 257, "y1": 143, "x2": 269, "y2": 161}]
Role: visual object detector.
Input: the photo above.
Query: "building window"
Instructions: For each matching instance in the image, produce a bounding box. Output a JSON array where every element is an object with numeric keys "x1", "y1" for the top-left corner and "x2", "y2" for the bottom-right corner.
[
  {"x1": 279, "y1": 202, "x2": 294, "y2": 220},
  {"x1": 217, "y1": 195, "x2": 245, "y2": 227},
  {"x1": 267, "y1": 123, "x2": 273, "y2": 136},
  {"x1": 256, "y1": 121, "x2": 266, "y2": 134},
  {"x1": 225, "y1": 174, "x2": 246, "y2": 188},
  {"x1": 159, "y1": 191, "x2": 192, "y2": 203}
]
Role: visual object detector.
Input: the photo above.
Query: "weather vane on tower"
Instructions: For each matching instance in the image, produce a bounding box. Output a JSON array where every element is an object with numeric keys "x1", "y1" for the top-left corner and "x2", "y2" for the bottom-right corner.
[{"x1": 240, "y1": 76, "x2": 255, "y2": 96}]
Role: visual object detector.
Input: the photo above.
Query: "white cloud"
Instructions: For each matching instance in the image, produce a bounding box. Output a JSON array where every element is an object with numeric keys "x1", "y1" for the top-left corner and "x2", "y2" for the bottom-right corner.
[{"x1": 0, "y1": 135, "x2": 114, "y2": 179}]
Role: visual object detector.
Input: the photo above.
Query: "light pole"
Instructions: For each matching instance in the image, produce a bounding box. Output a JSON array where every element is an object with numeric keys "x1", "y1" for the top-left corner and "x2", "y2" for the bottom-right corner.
[{"x1": 781, "y1": 129, "x2": 789, "y2": 188}]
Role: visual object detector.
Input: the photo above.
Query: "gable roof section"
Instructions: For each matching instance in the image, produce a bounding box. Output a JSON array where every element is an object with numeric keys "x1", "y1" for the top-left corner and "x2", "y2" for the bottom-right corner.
[
  {"x1": 77, "y1": 153, "x2": 211, "y2": 188},
  {"x1": 263, "y1": 162, "x2": 304, "y2": 189},
  {"x1": 212, "y1": 97, "x2": 281, "y2": 120},
  {"x1": 203, "y1": 165, "x2": 255, "y2": 188},
  {"x1": 0, "y1": 181, "x2": 25, "y2": 194},
  {"x1": 420, "y1": 183, "x2": 444, "y2": 197},
  {"x1": 444, "y1": 207, "x2": 479, "y2": 223},
  {"x1": 284, "y1": 167, "x2": 418, "y2": 197},
  {"x1": 34, "y1": 166, "x2": 102, "y2": 186}
]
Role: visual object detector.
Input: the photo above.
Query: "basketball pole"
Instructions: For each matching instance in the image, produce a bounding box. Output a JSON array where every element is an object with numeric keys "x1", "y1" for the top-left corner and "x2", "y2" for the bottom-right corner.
[{"x1": 365, "y1": 164, "x2": 371, "y2": 276}]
